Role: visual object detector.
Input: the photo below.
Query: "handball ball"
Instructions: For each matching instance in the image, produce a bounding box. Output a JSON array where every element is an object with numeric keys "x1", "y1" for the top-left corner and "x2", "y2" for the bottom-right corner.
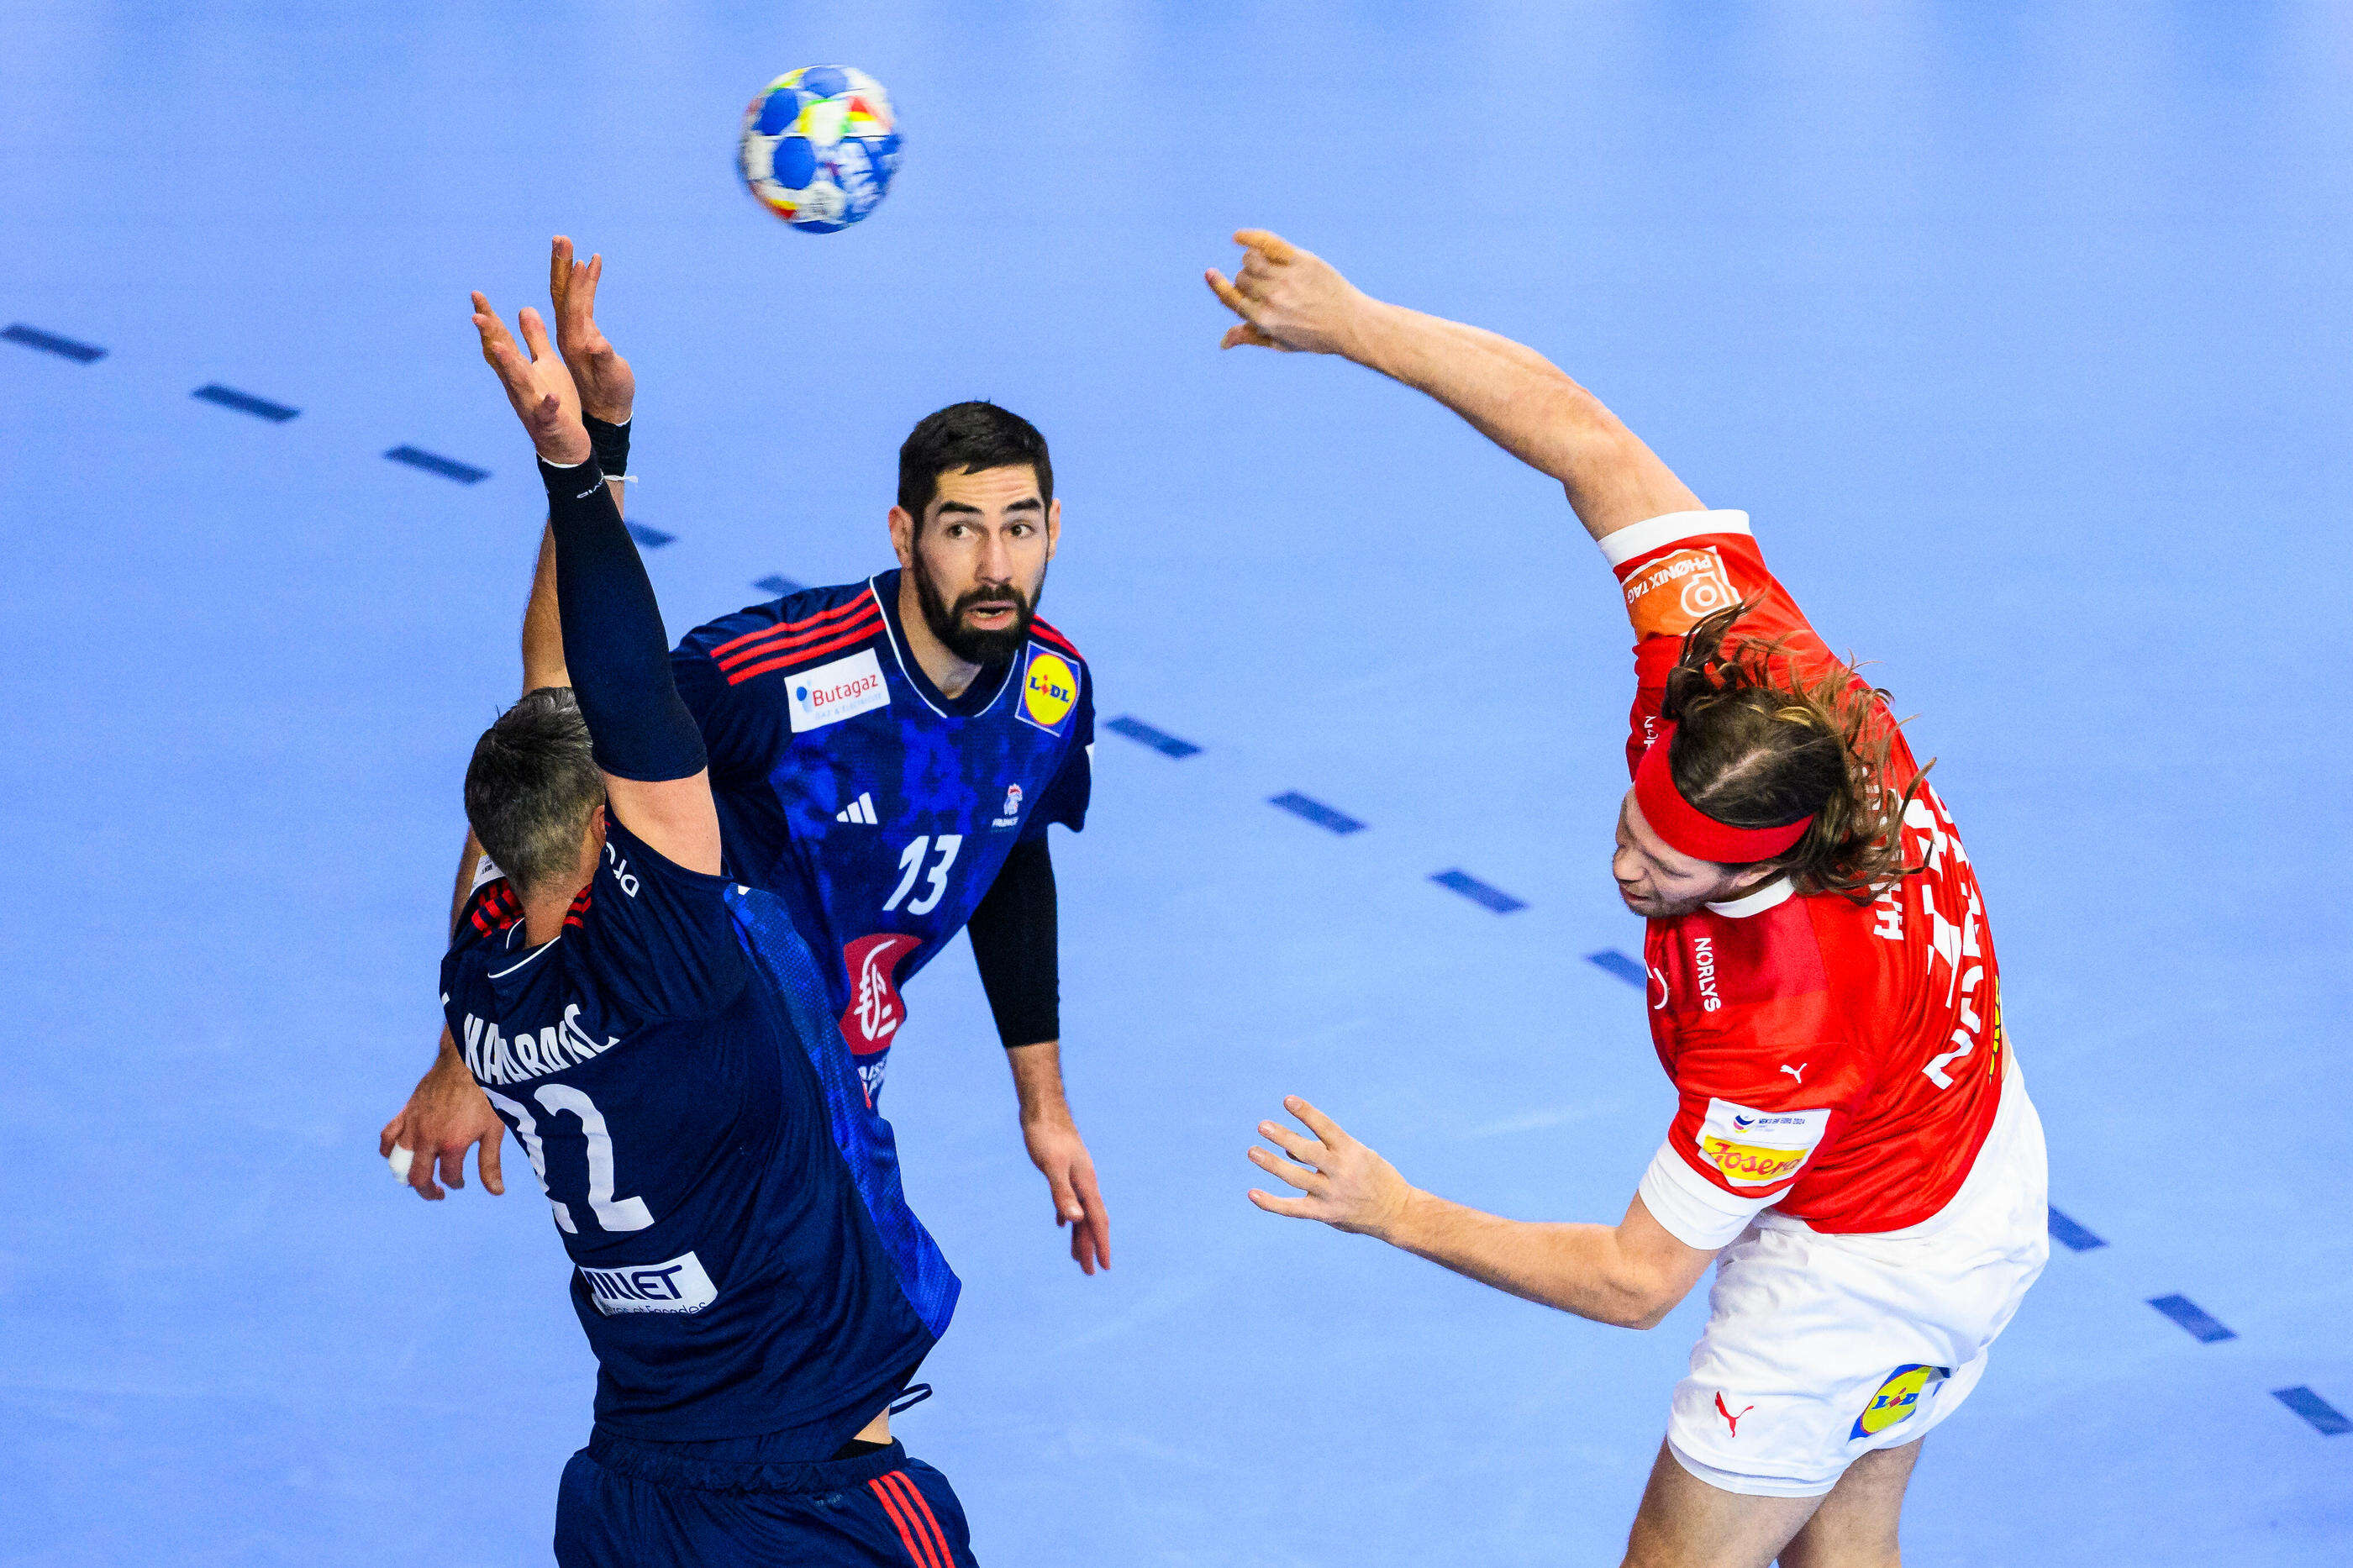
[{"x1": 737, "y1": 66, "x2": 901, "y2": 233}]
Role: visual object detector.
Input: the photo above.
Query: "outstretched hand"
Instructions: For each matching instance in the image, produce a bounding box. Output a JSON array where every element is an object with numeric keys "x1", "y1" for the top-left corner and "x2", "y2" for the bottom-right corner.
[
  {"x1": 549, "y1": 236, "x2": 634, "y2": 424},
  {"x1": 471, "y1": 293, "x2": 590, "y2": 466},
  {"x1": 1247, "y1": 1096, "x2": 1414, "y2": 1239},
  {"x1": 1204, "y1": 229, "x2": 1373, "y2": 356}
]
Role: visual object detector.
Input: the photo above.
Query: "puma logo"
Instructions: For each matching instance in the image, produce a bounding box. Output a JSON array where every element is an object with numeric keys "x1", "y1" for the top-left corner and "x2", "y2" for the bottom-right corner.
[
  {"x1": 1779, "y1": 1062, "x2": 1807, "y2": 1086},
  {"x1": 1715, "y1": 1392, "x2": 1755, "y2": 1435}
]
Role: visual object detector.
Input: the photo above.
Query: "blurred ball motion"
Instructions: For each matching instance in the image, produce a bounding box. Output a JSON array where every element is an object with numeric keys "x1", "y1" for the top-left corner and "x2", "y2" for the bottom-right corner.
[{"x1": 737, "y1": 66, "x2": 902, "y2": 233}]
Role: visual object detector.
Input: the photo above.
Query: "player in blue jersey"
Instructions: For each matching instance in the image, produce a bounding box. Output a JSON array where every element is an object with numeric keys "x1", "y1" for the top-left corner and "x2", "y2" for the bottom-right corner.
[
  {"x1": 386, "y1": 239, "x2": 1109, "y2": 1276},
  {"x1": 440, "y1": 292, "x2": 978, "y2": 1564}
]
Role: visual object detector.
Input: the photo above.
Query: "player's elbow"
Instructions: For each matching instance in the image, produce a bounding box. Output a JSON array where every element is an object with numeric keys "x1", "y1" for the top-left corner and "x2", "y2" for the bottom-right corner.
[{"x1": 1596, "y1": 1268, "x2": 1693, "y2": 1332}]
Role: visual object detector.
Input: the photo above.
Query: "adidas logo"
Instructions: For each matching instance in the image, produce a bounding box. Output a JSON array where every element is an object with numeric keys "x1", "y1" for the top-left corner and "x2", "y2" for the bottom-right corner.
[{"x1": 835, "y1": 792, "x2": 879, "y2": 826}]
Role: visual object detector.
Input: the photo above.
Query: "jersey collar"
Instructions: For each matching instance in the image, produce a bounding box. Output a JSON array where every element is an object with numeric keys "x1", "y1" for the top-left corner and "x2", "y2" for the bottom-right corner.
[
  {"x1": 873, "y1": 569, "x2": 1017, "y2": 720},
  {"x1": 1706, "y1": 876, "x2": 1795, "y2": 918}
]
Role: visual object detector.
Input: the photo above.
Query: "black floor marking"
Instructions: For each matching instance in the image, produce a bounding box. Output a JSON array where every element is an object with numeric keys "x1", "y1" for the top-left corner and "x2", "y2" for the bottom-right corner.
[
  {"x1": 626, "y1": 523, "x2": 674, "y2": 548},
  {"x1": 385, "y1": 445, "x2": 487, "y2": 483},
  {"x1": 192, "y1": 383, "x2": 297, "y2": 421},
  {"x1": 2272, "y1": 1386, "x2": 2350, "y2": 1436},
  {"x1": 1269, "y1": 792, "x2": 1363, "y2": 834},
  {"x1": 2148, "y1": 1295, "x2": 2235, "y2": 1344},
  {"x1": 1106, "y1": 716, "x2": 1199, "y2": 758},
  {"x1": 4, "y1": 323, "x2": 105, "y2": 362},
  {"x1": 1587, "y1": 950, "x2": 1646, "y2": 988},
  {"x1": 754, "y1": 575, "x2": 802, "y2": 596},
  {"x1": 1431, "y1": 870, "x2": 1524, "y2": 913},
  {"x1": 2047, "y1": 1208, "x2": 2106, "y2": 1252}
]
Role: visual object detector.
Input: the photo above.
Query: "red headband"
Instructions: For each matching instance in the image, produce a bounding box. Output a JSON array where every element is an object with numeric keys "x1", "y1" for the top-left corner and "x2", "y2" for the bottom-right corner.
[{"x1": 1634, "y1": 723, "x2": 1813, "y2": 865}]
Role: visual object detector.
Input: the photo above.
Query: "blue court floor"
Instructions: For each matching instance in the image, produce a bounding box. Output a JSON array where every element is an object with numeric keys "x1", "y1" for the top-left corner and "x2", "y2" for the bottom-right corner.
[{"x1": 3, "y1": 4, "x2": 2348, "y2": 1564}]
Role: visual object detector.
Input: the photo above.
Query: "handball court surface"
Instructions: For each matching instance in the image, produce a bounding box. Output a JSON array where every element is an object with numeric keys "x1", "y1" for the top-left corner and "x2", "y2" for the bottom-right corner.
[{"x1": 3, "y1": 4, "x2": 2347, "y2": 1564}]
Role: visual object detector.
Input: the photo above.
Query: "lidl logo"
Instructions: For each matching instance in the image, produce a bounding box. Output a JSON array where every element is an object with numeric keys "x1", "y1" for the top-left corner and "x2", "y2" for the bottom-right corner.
[
  {"x1": 1021, "y1": 648, "x2": 1078, "y2": 734},
  {"x1": 1850, "y1": 1364, "x2": 1949, "y2": 1440}
]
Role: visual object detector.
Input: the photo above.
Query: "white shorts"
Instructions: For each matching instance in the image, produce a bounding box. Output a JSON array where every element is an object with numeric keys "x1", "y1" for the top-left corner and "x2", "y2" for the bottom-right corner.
[{"x1": 1664, "y1": 1055, "x2": 2050, "y2": 1498}]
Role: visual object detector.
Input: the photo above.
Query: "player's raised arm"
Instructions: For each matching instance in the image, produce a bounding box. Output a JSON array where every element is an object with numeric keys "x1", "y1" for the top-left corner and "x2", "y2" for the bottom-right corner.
[
  {"x1": 471, "y1": 294, "x2": 720, "y2": 876},
  {"x1": 1205, "y1": 230, "x2": 1701, "y2": 545}
]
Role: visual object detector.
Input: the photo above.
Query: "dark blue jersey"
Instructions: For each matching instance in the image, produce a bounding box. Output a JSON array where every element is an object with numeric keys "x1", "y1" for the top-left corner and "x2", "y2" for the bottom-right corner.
[
  {"x1": 440, "y1": 817, "x2": 957, "y2": 1447},
  {"x1": 673, "y1": 570, "x2": 1091, "y2": 1101}
]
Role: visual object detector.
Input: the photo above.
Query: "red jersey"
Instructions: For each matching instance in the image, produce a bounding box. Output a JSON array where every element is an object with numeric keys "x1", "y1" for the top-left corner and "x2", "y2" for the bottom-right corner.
[{"x1": 1606, "y1": 511, "x2": 2006, "y2": 1247}]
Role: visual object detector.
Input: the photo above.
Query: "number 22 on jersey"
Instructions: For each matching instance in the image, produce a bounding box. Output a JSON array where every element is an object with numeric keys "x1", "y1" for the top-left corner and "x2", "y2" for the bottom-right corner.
[{"x1": 485, "y1": 1083, "x2": 655, "y2": 1234}]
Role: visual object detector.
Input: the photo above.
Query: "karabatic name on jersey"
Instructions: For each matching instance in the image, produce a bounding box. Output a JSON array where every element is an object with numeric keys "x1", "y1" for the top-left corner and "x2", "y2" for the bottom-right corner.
[
  {"x1": 672, "y1": 569, "x2": 1092, "y2": 1100},
  {"x1": 1608, "y1": 511, "x2": 2006, "y2": 1249},
  {"x1": 440, "y1": 818, "x2": 957, "y2": 1448}
]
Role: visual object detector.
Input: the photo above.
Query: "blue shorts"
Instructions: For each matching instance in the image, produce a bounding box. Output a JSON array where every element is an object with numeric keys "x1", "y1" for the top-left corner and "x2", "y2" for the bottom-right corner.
[{"x1": 555, "y1": 1429, "x2": 978, "y2": 1567}]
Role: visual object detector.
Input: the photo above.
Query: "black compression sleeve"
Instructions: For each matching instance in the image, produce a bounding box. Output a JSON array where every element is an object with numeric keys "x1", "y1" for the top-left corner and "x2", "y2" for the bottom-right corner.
[
  {"x1": 539, "y1": 456, "x2": 707, "y2": 782},
  {"x1": 967, "y1": 836, "x2": 1060, "y2": 1049},
  {"x1": 583, "y1": 414, "x2": 631, "y2": 478}
]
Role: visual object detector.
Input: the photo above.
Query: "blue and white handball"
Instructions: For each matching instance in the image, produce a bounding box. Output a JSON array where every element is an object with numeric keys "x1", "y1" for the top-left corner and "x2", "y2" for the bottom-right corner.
[{"x1": 737, "y1": 66, "x2": 901, "y2": 233}]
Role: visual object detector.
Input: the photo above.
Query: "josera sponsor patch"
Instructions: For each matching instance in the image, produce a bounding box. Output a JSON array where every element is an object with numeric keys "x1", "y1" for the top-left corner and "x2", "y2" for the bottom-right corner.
[{"x1": 1693, "y1": 1098, "x2": 1829, "y2": 1188}]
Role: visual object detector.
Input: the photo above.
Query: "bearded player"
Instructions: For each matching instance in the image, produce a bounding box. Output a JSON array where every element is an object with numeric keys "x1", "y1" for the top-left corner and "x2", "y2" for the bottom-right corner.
[
  {"x1": 386, "y1": 239, "x2": 1108, "y2": 1279},
  {"x1": 1211, "y1": 232, "x2": 2049, "y2": 1568}
]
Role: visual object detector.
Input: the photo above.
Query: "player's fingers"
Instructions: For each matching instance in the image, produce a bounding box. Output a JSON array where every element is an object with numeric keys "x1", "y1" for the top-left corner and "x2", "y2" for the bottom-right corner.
[
  {"x1": 1220, "y1": 323, "x2": 1281, "y2": 351},
  {"x1": 580, "y1": 252, "x2": 603, "y2": 315},
  {"x1": 1256, "y1": 1120, "x2": 1326, "y2": 1167},
  {"x1": 378, "y1": 1113, "x2": 403, "y2": 1160},
  {"x1": 408, "y1": 1146, "x2": 445, "y2": 1200},
  {"x1": 550, "y1": 236, "x2": 572, "y2": 310},
  {"x1": 1071, "y1": 1162, "x2": 1110, "y2": 1270},
  {"x1": 517, "y1": 306, "x2": 555, "y2": 362},
  {"x1": 476, "y1": 1129, "x2": 506, "y2": 1196},
  {"x1": 1247, "y1": 1188, "x2": 1319, "y2": 1219},
  {"x1": 1203, "y1": 267, "x2": 1254, "y2": 319},
  {"x1": 1248, "y1": 1144, "x2": 1323, "y2": 1194},
  {"x1": 1044, "y1": 1163, "x2": 1082, "y2": 1226},
  {"x1": 434, "y1": 1140, "x2": 467, "y2": 1191},
  {"x1": 1285, "y1": 1095, "x2": 1349, "y2": 1146},
  {"x1": 1233, "y1": 228, "x2": 1297, "y2": 263}
]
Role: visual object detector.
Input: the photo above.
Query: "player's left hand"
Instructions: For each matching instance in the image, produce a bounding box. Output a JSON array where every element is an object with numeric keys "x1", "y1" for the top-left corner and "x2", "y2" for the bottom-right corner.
[
  {"x1": 1024, "y1": 1116, "x2": 1111, "y2": 1275},
  {"x1": 1204, "y1": 229, "x2": 1371, "y2": 356},
  {"x1": 548, "y1": 236, "x2": 635, "y2": 425},
  {"x1": 471, "y1": 292, "x2": 591, "y2": 466},
  {"x1": 1248, "y1": 1096, "x2": 1414, "y2": 1239}
]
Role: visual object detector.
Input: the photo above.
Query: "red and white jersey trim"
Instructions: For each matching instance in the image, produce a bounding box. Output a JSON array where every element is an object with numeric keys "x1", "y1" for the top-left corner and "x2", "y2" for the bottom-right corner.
[{"x1": 1597, "y1": 508, "x2": 1754, "y2": 569}]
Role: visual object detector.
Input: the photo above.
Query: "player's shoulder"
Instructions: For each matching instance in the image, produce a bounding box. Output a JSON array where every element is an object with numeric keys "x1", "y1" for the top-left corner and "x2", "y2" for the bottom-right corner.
[
  {"x1": 1026, "y1": 613, "x2": 1086, "y2": 668},
  {"x1": 680, "y1": 578, "x2": 888, "y2": 687}
]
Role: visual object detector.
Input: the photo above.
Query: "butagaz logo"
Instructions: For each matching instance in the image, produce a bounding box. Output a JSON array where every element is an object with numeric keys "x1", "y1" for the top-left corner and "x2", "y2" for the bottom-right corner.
[
  {"x1": 835, "y1": 791, "x2": 879, "y2": 825},
  {"x1": 1693, "y1": 935, "x2": 1723, "y2": 1013},
  {"x1": 1850, "y1": 1365, "x2": 1949, "y2": 1439},
  {"x1": 1624, "y1": 545, "x2": 1738, "y2": 638},
  {"x1": 840, "y1": 933, "x2": 923, "y2": 1056},
  {"x1": 580, "y1": 1250, "x2": 718, "y2": 1316},
  {"x1": 1694, "y1": 1097, "x2": 1830, "y2": 1189},
  {"x1": 992, "y1": 782, "x2": 1024, "y2": 829},
  {"x1": 788, "y1": 648, "x2": 890, "y2": 734},
  {"x1": 1019, "y1": 647, "x2": 1078, "y2": 734}
]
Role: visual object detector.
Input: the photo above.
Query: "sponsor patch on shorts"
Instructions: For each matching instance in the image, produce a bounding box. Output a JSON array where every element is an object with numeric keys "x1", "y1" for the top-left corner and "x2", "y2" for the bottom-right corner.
[
  {"x1": 579, "y1": 1251, "x2": 718, "y2": 1315},
  {"x1": 1851, "y1": 1364, "x2": 1949, "y2": 1439},
  {"x1": 1694, "y1": 1099, "x2": 1829, "y2": 1188}
]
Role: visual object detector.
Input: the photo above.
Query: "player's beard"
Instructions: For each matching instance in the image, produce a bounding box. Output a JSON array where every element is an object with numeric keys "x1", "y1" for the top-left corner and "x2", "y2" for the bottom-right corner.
[{"x1": 912, "y1": 555, "x2": 1043, "y2": 666}]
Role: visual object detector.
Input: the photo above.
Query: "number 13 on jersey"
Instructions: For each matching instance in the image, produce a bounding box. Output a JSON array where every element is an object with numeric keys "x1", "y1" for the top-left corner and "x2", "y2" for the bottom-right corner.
[{"x1": 883, "y1": 834, "x2": 962, "y2": 916}]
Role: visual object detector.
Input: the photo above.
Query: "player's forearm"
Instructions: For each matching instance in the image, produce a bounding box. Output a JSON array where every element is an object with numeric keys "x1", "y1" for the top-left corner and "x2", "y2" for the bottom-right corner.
[
  {"x1": 522, "y1": 522, "x2": 570, "y2": 692},
  {"x1": 1004, "y1": 1039, "x2": 1074, "y2": 1127},
  {"x1": 1342, "y1": 299, "x2": 1702, "y2": 541},
  {"x1": 450, "y1": 828, "x2": 486, "y2": 938},
  {"x1": 1377, "y1": 1190, "x2": 1677, "y2": 1329}
]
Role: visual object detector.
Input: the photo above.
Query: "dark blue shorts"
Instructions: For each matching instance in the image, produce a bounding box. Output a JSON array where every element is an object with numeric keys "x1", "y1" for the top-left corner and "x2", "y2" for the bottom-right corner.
[{"x1": 555, "y1": 1429, "x2": 978, "y2": 1567}]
